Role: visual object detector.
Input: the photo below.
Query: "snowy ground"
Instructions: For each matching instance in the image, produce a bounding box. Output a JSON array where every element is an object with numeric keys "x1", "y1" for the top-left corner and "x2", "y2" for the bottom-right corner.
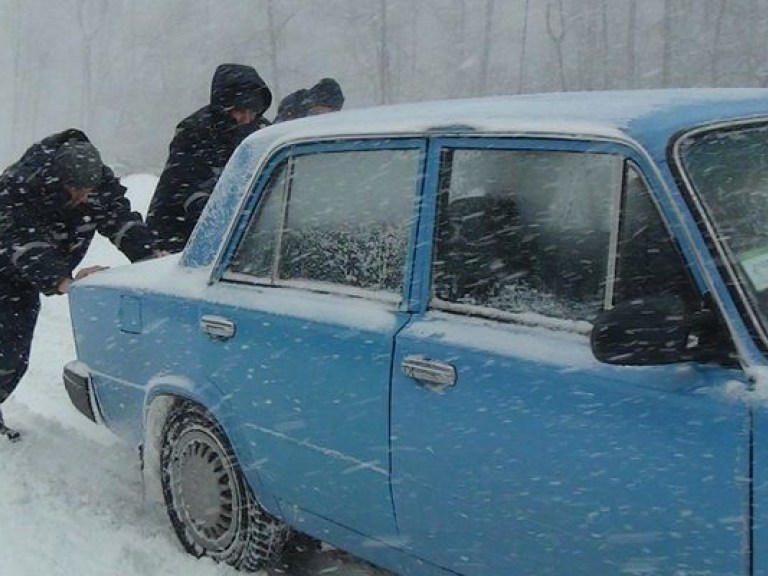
[{"x1": 0, "y1": 175, "x2": 386, "y2": 576}]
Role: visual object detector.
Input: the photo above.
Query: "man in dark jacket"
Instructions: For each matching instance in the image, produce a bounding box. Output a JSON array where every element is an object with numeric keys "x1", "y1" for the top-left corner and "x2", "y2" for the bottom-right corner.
[
  {"x1": 274, "y1": 88, "x2": 309, "y2": 123},
  {"x1": 147, "y1": 63, "x2": 272, "y2": 253},
  {"x1": 274, "y1": 78, "x2": 344, "y2": 123},
  {"x1": 0, "y1": 128, "x2": 155, "y2": 441},
  {"x1": 304, "y1": 78, "x2": 345, "y2": 116}
]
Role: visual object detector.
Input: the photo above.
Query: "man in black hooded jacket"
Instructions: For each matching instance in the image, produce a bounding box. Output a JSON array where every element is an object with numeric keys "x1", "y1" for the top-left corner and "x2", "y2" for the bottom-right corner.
[
  {"x1": 0, "y1": 128, "x2": 155, "y2": 440},
  {"x1": 147, "y1": 63, "x2": 272, "y2": 253}
]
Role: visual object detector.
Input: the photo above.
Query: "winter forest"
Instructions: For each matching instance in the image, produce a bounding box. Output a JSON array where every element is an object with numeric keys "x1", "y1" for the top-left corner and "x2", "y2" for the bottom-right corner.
[{"x1": 2, "y1": 0, "x2": 768, "y2": 174}]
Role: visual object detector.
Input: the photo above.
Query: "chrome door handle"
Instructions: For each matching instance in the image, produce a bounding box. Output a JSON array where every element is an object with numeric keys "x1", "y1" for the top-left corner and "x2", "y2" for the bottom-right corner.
[
  {"x1": 200, "y1": 315, "x2": 236, "y2": 341},
  {"x1": 401, "y1": 355, "x2": 457, "y2": 391}
]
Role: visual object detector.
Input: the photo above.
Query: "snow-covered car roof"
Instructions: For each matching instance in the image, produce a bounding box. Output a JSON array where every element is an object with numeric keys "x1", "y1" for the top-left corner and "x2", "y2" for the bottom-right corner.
[
  {"x1": 246, "y1": 87, "x2": 768, "y2": 149},
  {"x1": 184, "y1": 88, "x2": 768, "y2": 268}
]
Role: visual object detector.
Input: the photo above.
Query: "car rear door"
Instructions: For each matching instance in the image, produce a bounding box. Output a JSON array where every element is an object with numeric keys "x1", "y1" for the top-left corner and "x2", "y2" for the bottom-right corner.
[
  {"x1": 391, "y1": 138, "x2": 750, "y2": 575},
  {"x1": 197, "y1": 140, "x2": 425, "y2": 540}
]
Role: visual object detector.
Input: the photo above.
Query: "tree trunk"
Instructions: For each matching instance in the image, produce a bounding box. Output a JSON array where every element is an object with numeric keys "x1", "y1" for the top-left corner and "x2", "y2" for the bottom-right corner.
[
  {"x1": 518, "y1": 0, "x2": 530, "y2": 94},
  {"x1": 546, "y1": 0, "x2": 567, "y2": 91},
  {"x1": 378, "y1": 0, "x2": 391, "y2": 104},
  {"x1": 479, "y1": 0, "x2": 495, "y2": 93},
  {"x1": 661, "y1": 0, "x2": 673, "y2": 87},
  {"x1": 627, "y1": 0, "x2": 637, "y2": 88},
  {"x1": 710, "y1": 1, "x2": 726, "y2": 84},
  {"x1": 266, "y1": 0, "x2": 281, "y2": 98}
]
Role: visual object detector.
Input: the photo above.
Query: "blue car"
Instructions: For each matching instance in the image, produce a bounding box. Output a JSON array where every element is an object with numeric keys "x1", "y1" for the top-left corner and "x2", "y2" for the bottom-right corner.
[{"x1": 65, "y1": 89, "x2": 768, "y2": 575}]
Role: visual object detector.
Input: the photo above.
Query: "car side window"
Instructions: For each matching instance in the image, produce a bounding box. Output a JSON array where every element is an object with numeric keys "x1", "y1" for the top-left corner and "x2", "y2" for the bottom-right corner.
[
  {"x1": 613, "y1": 165, "x2": 697, "y2": 305},
  {"x1": 431, "y1": 147, "x2": 622, "y2": 322},
  {"x1": 230, "y1": 161, "x2": 289, "y2": 278},
  {"x1": 229, "y1": 147, "x2": 421, "y2": 295}
]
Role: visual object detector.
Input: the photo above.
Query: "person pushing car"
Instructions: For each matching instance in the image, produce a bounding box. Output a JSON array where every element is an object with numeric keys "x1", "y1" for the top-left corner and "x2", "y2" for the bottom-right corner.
[
  {"x1": 0, "y1": 129, "x2": 157, "y2": 441},
  {"x1": 147, "y1": 63, "x2": 272, "y2": 253}
]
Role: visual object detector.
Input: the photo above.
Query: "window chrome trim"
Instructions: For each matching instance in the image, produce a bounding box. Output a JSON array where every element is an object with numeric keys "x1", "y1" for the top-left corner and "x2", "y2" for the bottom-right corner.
[
  {"x1": 220, "y1": 271, "x2": 403, "y2": 305},
  {"x1": 603, "y1": 159, "x2": 626, "y2": 310},
  {"x1": 270, "y1": 157, "x2": 294, "y2": 281},
  {"x1": 429, "y1": 298, "x2": 592, "y2": 335}
]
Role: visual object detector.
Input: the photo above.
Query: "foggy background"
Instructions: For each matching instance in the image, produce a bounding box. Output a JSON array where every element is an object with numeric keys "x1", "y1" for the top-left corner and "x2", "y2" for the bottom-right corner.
[{"x1": 1, "y1": 0, "x2": 767, "y2": 174}]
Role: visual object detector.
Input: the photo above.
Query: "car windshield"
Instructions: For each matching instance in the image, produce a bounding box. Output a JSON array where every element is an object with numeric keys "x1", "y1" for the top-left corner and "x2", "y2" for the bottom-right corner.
[{"x1": 678, "y1": 121, "x2": 768, "y2": 329}]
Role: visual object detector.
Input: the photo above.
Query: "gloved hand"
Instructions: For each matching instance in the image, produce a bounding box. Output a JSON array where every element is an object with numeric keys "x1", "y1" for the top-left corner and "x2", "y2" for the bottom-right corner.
[{"x1": 57, "y1": 265, "x2": 110, "y2": 294}]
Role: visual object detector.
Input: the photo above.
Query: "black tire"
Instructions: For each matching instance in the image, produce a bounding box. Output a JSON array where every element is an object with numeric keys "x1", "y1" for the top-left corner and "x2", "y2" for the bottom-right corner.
[{"x1": 160, "y1": 402, "x2": 289, "y2": 571}]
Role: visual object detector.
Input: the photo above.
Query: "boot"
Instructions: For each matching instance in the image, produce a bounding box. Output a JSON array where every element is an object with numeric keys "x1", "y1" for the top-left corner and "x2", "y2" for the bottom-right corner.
[{"x1": 0, "y1": 406, "x2": 21, "y2": 442}]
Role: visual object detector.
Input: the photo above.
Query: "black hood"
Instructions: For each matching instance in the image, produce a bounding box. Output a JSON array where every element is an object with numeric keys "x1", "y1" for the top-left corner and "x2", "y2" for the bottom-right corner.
[{"x1": 210, "y1": 63, "x2": 272, "y2": 115}]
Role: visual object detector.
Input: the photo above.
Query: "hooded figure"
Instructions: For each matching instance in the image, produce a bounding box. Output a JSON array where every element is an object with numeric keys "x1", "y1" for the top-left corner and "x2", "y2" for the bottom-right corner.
[
  {"x1": 274, "y1": 78, "x2": 345, "y2": 124},
  {"x1": 0, "y1": 129, "x2": 155, "y2": 439},
  {"x1": 274, "y1": 88, "x2": 309, "y2": 123},
  {"x1": 304, "y1": 78, "x2": 345, "y2": 115},
  {"x1": 147, "y1": 63, "x2": 273, "y2": 253}
]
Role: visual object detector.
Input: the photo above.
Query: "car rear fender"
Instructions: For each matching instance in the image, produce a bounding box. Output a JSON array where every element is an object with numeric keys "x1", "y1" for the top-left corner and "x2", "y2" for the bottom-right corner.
[{"x1": 141, "y1": 380, "x2": 279, "y2": 520}]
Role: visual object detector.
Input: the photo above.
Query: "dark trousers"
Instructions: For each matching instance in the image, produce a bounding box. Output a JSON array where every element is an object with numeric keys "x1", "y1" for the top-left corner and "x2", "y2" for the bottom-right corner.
[{"x1": 0, "y1": 281, "x2": 40, "y2": 403}]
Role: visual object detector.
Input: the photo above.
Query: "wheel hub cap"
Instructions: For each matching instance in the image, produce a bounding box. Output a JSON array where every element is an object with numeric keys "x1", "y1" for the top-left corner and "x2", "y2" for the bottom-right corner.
[{"x1": 170, "y1": 427, "x2": 240, "y2": 552}]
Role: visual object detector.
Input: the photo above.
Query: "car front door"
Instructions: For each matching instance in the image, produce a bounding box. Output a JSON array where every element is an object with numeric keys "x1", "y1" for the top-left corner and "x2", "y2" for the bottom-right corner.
[
  {"x1": 198, "y1": 140, "x2": 425, "y2": 539},
  {"x1": 391, "y1": 139, "x2": 750, "y2": 575}
]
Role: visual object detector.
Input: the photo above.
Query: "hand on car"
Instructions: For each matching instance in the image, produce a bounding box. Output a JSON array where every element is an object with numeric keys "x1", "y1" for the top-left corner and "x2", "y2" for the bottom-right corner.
[
  {"x1": 58, "y1": 265, "x2": 110, "y2": 294},
  {"x1": 74, "y1": 265, "x2": 110, "y2": 280}
]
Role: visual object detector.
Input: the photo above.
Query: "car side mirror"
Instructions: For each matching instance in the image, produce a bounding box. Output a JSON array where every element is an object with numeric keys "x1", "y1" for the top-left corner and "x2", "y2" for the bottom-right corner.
[{"x1": 590, "y1": 295, "x2": 719, "y2": 366}]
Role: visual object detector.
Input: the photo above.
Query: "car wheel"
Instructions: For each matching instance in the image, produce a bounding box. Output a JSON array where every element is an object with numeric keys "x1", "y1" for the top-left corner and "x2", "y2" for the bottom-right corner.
[{"x1": 160, "y1": 402, "x2": 289, "y2": 571}]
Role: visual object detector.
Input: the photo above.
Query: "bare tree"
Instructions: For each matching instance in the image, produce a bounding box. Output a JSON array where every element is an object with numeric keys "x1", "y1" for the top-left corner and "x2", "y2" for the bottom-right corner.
[
  {"x1": 75, "y1": 0, "x2": 108, "y2": 130},
  {"x1": 377, "y1": 0, "x2": 392, "y2": 104},
  {"x1": 600, "y1": 0, "x2": 609, "y2": 89},
  {"x1": 661, "y1": 0, "x2": 673, "y2": 86},
  {"x1": 456, "y1": 0, "x2": 471, "y2": 96},
  {"x1": 546, "y1": 0, "x2": 567, "y2": 91},
  {"x1": 409, "y1": 1, "x2": 419, "y2": 86},
  {"x1": 478, "y1": 0, "x2": 495, "y2": 93},
  {"x1": 747, "y1": 0, "x2": 764, "y2": 85},
  {"x1": 265, "y1": 0, "x2": 282, "y2": 98},
  {"x1": 518, "y1": 0, "x2": 531, "y2": 94},
  {"x1": 709, "y1": 1, "x2": 727, "y2": 85},
  {"x1": 10, "y1": 0, "x2": 768, "y2": 173},
  {"x1": 627, "y1": 0, "x2": 637, "y2": 88},
  {"x1": 11, "y1": 0, "x2": 24, "y2": 138},
  {"x1": 754, "y1": 0, "x2": 768, "y2": 85}
]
